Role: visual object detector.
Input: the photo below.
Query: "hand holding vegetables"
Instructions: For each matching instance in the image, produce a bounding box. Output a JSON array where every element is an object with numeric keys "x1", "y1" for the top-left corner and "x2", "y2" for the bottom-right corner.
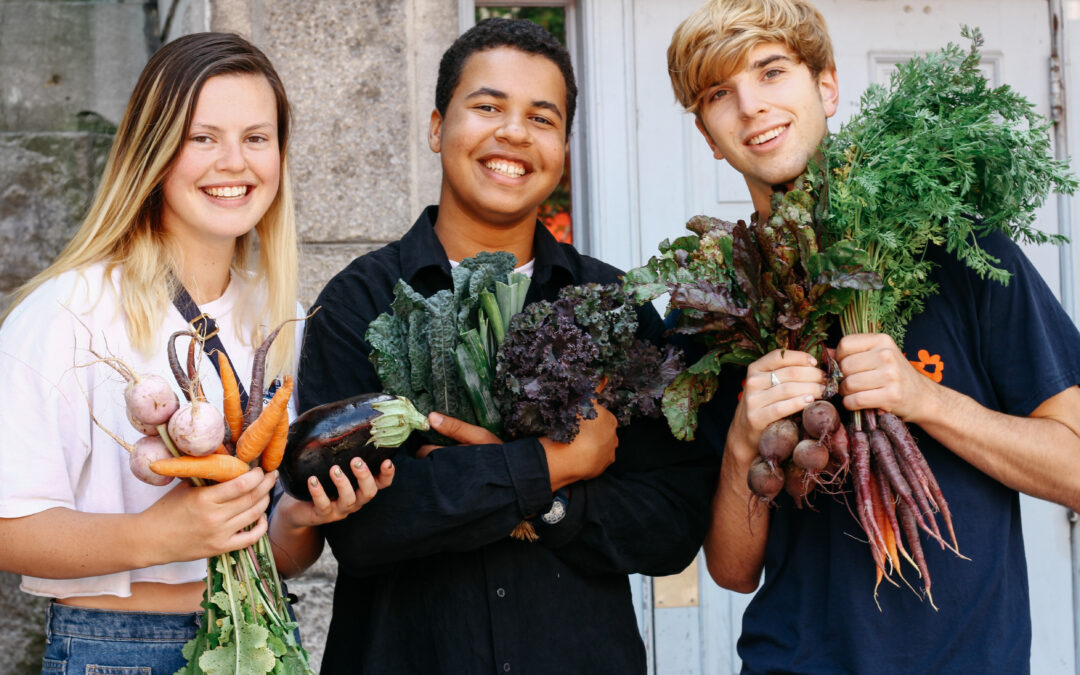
[
  {"x1": 835, "y1": 333, "x2": 934, "y2": 422},
  {"x1": 541, "y1": 400, "x2": 619, "y2": 492},
  {"x1": 140, "y1": 468, "x2": 277, "y2": 563}
]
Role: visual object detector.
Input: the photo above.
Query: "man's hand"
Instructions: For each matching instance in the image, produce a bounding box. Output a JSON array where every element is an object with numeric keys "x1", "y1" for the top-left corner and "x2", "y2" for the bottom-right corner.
[
  {"x1": 541, "y1": 403, "x2": 618, "y2": 491},
  {"x1": 835, "y1": 333, "x2": 934, "y2": 422},
  {"x1": 417, "y1": 412, "x2": 503, "y2": 458}
]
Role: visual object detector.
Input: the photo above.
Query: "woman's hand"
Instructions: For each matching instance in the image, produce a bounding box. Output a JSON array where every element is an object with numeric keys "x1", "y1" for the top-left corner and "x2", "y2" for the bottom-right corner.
[
  {"x1": 141, "y1": 467, "x2": 278, "y2": 564},
  {"x1": 276, "y1": 457, "x2": 396, "y2": 529}
]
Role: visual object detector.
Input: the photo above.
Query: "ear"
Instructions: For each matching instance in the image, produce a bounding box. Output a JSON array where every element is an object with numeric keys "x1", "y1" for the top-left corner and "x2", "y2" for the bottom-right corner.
[
  {"x1": 694, "y1": 117, "x2": 725, "y2": 161},
  {"x1": 817, "y1": 68, "x2": 839, "y2": 119},
  {"x1": 428, "y1": 109, "x2": 444, "y2": 153}
]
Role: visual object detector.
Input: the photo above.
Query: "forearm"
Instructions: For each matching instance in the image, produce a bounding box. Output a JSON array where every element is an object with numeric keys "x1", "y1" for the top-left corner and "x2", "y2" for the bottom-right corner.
[
  {"x1": 704, "y1": 432, "x2": 768, "y2": 592},
  {"x1": 267, "y1": 517, "x2": 324, "y2": 579},
  {"x1": 324, "y1": 440, "x2": 552, "y2": 575},
  {"x1": 0, "y1": 508, "x2": 165, "y2": 579},
  {"x1": 908, "y1": 384, "x2": 1080, "y2": 511}
]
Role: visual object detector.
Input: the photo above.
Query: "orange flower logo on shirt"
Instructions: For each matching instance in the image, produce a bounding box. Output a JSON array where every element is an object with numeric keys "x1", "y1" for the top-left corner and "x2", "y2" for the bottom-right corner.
[{"x1": 907, "y1": 349, "x2": 944, "y2": 383}]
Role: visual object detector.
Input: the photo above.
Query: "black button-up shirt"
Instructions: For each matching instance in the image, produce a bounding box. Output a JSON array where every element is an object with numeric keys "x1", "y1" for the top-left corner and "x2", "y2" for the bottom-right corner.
[{"x1": 298, "y1": 207, "x2": 719, "y2": 674}]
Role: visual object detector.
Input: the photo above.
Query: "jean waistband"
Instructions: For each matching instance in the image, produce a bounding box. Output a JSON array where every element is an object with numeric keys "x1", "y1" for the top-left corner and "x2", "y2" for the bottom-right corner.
[{"x1": 46, "y1": 602, "x2": 201, "y2": 642}]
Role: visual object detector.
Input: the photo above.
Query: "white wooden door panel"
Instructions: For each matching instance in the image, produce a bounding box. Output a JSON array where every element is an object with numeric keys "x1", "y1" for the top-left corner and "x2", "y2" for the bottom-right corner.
[{"x1": 583, "y1": 1, "x2": 1076, "y2": 672}]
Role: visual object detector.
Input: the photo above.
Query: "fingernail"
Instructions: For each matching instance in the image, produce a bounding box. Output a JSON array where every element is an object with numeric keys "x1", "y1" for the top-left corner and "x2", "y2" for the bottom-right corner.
[
  {"x1": 309, "y1": 476, "x2": 319, "y2": 487},
  {"x1": 382, "y1": 460, "x2": 393, "y2": 471},
  {"x1": 429, "y1": 411, "x2": 444, "y2": 426},
  {"x1": 332, "y1": 466, "x2": 343, "y2": 477},
  {"x1": 809, "y1": 356, "x2": 817, "y2": 366},
  {"x1": 804, "y1": 395, "x2": 814, "y2": 403},
  {"x1": 353, "y1": 458, "x2": 367, "y2": 471}
]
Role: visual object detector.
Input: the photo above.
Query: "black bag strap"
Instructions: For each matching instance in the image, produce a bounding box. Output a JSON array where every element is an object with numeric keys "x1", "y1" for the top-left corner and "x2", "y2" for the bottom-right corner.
[{"x1": 171, "y1": 282, "x2": 250, "y2": 413}]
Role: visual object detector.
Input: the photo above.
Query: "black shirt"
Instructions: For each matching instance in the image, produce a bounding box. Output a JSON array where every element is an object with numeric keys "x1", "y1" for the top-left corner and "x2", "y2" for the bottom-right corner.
[{"x1": 298, "y1": 206, "x2": 719, "y2": 675}]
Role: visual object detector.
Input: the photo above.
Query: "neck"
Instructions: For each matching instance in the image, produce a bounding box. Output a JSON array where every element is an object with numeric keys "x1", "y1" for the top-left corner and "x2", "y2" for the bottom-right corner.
[
  {"x1": 172, "y1": 239, "x2": 235, "y2": 305},
  {"x1": 433, "y1": 201, "x2": 536, "y2": 266}
]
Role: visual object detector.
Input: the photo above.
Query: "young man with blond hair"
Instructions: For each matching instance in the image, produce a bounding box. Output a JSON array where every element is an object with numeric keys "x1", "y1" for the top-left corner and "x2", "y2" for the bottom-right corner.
[{"x1": 667, "y1": 1, "x2": 1080, "y2": 672}]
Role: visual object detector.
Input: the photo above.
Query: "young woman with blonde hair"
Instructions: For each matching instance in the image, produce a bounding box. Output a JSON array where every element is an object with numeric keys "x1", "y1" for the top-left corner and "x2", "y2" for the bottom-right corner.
[{"x1": 0, "y1": 32, "x2": 389, "y2": 672}]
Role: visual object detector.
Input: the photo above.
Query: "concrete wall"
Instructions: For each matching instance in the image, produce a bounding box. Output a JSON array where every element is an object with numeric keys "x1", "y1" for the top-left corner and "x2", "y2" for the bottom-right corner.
[{"x1": 0, "y1": 0, "x2": 459, "y2": 669}]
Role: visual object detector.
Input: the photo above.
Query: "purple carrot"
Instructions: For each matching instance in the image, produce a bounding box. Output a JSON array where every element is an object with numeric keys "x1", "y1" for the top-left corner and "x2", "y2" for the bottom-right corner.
[
  {"x1": 168, "y1": 330, "x2": 195, "y2": 402},
  {"x1": 897, "y1": 500, "x2": 937, "y2": 610},
  {"x1": 852, "y1": 428, "x2": 888, "y2": 574},
  {"x1": 878, "y1": 411, "x2": 960, "y2": 554}
]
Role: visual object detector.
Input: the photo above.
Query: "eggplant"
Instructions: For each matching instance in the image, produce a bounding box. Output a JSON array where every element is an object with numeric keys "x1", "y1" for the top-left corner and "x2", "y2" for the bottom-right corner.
[{"x1": 280, "y1": 393, "x2": 429, "y2": 500}]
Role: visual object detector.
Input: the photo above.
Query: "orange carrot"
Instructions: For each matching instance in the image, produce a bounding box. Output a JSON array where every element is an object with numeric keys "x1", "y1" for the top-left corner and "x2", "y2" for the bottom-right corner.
[
  {"x1": 150, "y1": 454, "x2": 250, "y2": 482},
  {"x1": 217, "y1": 351, "x2": 244, "y2": 443},
  {"x1": 260, "y1": 410, "x2": 290, "y2": 472},
  {"x1": 236, "y1": 375, "x2": 293, "y2": 463},
  {"x1": 212, "y1": 443, "x2": 229, "y2": 455}
]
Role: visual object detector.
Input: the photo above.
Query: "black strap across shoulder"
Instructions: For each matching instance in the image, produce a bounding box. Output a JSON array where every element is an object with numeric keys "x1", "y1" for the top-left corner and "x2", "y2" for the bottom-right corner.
[{"x1": 171, "y1": 282, "x2": 250, "y2": 413}]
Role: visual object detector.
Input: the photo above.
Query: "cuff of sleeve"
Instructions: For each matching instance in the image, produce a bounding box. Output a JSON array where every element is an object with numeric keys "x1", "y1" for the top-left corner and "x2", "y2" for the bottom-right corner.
[
  {"x1": 503, "y1": 437, "x2": 555, "y2": 518},
  {"x1": 534, "y1": 482, "x2": 586, "y2": 547}
]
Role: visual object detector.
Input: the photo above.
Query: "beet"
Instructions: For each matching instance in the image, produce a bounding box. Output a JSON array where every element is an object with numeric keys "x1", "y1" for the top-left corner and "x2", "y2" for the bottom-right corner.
[
  {"x1": 758, "y1": 418, "x2": 799, "y2": 466},
  {"x1": 280, "y1": 393, "x2": 428, "y2": 500},
  {"x1": 801, "y1": 400, "x2": 840, "y2": 439},
  {"x1": 792, "y1": 438, "x2": 830, "y2": 473},
  {"x1": 747, "y1": 456, "x2": 784, "y2": 501}
]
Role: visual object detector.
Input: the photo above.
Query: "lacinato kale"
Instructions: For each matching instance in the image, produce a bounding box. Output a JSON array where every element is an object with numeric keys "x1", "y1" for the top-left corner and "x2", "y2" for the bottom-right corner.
[{"x1": 494, "y1": 283, "x2": 682, "y2": 443}]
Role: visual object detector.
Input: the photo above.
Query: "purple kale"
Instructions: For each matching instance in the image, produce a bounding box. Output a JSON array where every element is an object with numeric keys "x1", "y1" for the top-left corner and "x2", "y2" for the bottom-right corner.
[{"x1": 494, "y1": 283, "x2": 682, "y2": 443}]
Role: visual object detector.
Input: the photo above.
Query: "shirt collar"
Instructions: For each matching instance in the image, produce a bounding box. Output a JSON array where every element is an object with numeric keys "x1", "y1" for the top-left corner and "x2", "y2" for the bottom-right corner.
[{"x1": 399, "y1": 205, "x2": 576, "y2": 288}]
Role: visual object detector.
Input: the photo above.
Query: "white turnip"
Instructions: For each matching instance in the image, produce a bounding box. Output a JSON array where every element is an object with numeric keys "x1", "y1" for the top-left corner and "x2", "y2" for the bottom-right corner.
[
  {"x1": 167, "y1": 401, "x2": 225, "y2": 456},
  {"x1": 129, "y1": 436, "x2": 175, "y2": 486}
]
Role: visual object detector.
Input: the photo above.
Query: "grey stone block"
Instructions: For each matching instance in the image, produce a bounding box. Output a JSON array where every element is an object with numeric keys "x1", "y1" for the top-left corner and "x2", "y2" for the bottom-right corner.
[
  {"x1": 0, "y1": 132, "x2": 113, "y2": 307},
  {"x1": 0, "y1": 2, "x2": 154, "y2": 132},
  {"x1": 0, "y1": 572, "x2": 49, "y2": 675}
]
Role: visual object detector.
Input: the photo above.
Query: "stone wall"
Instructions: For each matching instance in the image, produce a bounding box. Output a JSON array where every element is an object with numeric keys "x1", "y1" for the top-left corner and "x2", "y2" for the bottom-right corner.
[{"x1": 0, "y1": 0, "x2": 459, "y2": 669}]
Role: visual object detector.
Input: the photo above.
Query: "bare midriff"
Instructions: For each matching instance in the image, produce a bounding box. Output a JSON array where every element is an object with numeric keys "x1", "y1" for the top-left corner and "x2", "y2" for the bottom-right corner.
[{"x1": 58, "y1": 581, "x2": 206, "y2": 612}]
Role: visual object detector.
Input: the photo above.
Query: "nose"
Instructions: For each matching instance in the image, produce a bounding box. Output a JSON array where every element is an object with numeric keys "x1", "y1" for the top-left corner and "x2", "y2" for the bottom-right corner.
[
  {"x1": 736, "y1": 85, "x2": 768, "y2": 118},
  {"x1": 494, "y1": 113, "x2": 530, "y2": 145},
  {"x1": 215, "y1": 137, "x2": 246, "y2": 172}
]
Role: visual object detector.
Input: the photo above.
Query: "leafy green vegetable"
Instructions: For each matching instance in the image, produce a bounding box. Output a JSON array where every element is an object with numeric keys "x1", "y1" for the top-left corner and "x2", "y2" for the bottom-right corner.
[
  {"x1": 812, "y1": 26, "x2": 1077, "y2": 339},
  {"x1": 494, "y1": 283, "x2": 682, "y2": 443},
  {"x1": 625, "y1": 181, "x2": 879, "y2": 440}
]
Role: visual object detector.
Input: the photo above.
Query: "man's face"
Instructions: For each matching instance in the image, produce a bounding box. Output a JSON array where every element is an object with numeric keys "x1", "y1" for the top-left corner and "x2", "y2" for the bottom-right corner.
[
  {"x1": 429, "y1": 46, "x2": 568, "y2": 227},
  {"x1": 695, "y1": 42, "x2": 838, "y2": 211}
]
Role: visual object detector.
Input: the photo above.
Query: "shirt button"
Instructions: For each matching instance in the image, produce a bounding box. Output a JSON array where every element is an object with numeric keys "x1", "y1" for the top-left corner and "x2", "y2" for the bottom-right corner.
[
  {"x1": 496, "y1": 587, "x2": 506, "y2": 598},
  {"x1": 503, "y1": 663, "x2": 511, "y2": 672}
]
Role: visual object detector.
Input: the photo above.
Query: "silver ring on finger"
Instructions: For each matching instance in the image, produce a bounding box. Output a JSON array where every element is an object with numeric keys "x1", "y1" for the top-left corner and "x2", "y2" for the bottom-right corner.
[{"x1": 770, "y1": 372, "x2": 781, "y2": 388}]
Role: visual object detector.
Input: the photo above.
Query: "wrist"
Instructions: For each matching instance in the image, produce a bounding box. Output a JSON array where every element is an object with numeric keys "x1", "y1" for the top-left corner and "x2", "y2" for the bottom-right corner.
[{"x1": 540, "y1": 437, "x2": 576, "y2": 492}]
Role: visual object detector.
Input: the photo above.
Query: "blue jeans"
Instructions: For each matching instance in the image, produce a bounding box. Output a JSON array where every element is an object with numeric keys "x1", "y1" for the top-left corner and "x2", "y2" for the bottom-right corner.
[{"x1": 41, "y1": 602, "x2": 200, "y2": 674}]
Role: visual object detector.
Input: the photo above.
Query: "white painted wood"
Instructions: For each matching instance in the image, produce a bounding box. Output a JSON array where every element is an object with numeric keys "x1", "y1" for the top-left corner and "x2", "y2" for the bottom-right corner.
[{"x1": 579, "y1": 1, "x2": 1077, "y2": 672}]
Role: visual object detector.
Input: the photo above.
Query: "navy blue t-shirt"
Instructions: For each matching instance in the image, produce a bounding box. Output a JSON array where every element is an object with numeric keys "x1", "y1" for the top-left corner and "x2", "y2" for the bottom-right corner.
[{"x1": 697, "y1": 232, "x2": 1080, "y2": 674}]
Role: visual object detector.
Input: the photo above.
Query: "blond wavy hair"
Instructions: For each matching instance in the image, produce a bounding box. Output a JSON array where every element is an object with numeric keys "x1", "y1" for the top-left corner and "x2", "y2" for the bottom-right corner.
[
  {"x1": 3, "y1": 33, "x2": 298, "y2": 378},
  {"x1": 668, "y1": 0, "x2": 835, "y2": 114}
]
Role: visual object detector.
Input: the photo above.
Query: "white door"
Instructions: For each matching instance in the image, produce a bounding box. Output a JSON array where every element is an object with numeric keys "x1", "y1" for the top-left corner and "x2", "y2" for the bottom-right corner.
[{"x1": 579, "y1": 1, "x2": 1077, "y2": 672}]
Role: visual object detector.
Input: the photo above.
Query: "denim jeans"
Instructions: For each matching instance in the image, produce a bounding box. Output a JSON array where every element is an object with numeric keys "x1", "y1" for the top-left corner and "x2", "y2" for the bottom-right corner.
[{"x1": 41, "y1": 602, "x2": 200, "y2": 675}]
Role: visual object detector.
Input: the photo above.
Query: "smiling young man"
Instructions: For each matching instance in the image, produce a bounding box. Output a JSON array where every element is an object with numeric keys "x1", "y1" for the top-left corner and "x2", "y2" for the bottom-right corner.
[
  {"x1": 667, "y1": 1, "x2": 1080, "y2": 673},
  {"x1": 298, "y1": 18, "x2": 718, "y2": 674}
]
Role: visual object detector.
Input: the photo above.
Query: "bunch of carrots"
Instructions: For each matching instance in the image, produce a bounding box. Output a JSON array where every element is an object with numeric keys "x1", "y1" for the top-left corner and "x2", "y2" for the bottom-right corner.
[{"x1": 86, "y1": 316, "x2": 315, "y2": 674}]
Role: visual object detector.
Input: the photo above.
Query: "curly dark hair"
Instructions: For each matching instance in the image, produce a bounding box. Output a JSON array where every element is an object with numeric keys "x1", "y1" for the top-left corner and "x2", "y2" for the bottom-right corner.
[{"x1": 435, "y1": 18, "x2": 577, "y2": 137}]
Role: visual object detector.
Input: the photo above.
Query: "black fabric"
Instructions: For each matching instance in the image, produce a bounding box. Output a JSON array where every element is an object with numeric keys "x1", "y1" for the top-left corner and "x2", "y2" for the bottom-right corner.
[
  {"x1": 298, "y1": 206, "x2": 719, "y2": 675},
  {"x1": 705, "y1": 232, "x2": 1080, "y2": 674}
]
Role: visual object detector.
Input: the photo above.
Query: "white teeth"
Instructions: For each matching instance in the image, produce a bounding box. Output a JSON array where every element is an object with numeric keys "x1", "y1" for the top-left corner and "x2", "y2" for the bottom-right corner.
[
  {"x1": 748, "y1": 125, "x2": 787, "y2": 145},
  {"x1": 484, "y1": 159, "x2": 526, "y2": 177},
  {"x1": 204, "y1": 185, "x2": 249, "y2": 198}
]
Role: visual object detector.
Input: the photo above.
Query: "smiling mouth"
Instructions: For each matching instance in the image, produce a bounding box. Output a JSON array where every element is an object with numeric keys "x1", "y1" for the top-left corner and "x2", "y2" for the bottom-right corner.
[
  {"x1": 747, "y1": 125, "x2": 789, "y2": 146},
  {"x1": 484, "y1": 159, "x2": 526, "y2": 178},
  {"x1": 203, "y1": 185, "x2": 251, "y2": 199}
]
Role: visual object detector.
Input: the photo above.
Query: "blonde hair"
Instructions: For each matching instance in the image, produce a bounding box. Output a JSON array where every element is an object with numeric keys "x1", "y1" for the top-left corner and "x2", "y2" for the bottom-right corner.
[
  {"x1": 3, "y1": 33, "x2": 298, "y2": 378},
  {"x1": 668, "y1": 0, "x2": 835, "y2": 114}
]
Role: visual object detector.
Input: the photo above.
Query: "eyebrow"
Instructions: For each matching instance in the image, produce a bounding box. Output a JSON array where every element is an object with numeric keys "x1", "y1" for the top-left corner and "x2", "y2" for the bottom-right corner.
[
  {"x1": 749, "y1": 53, "x2": 793, "y2": 70},
  {"x1": 189, "y1": 122, "x2": 275, "y2": 133},
  {"x1": 465, "y1": 87, "x2": 564, "y2": 120}
]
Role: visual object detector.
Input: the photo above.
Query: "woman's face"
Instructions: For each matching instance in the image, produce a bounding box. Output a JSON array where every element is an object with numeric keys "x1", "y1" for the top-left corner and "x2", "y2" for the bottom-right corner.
[{"x1": 160, "y1": 73, "x2": 281, "y2": 255}]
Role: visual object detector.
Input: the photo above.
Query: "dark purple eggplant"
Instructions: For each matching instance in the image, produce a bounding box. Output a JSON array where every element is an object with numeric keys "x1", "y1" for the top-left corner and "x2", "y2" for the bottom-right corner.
[{"x1": 280, "y1": 393, "x2": 429, "y2": 500}]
